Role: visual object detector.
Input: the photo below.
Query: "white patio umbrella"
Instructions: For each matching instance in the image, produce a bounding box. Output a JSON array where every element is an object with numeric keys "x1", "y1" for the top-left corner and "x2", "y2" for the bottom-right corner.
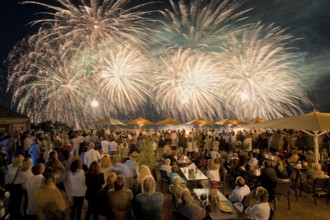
[
  {"x1": 245, "y1": 111, "x2": 330, "y2": 163},
  {"x1": 92, "y1": 118, "x2": 126, "y2": 126},
  {"x1": 215, "y1": 118, "x2": 247, "y2": 125}
]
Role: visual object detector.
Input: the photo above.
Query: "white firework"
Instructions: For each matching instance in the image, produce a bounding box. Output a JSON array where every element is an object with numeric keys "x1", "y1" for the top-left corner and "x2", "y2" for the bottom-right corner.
[
  {"x1": 93, "y1": 43, "x2": 153, "y2": 114},
  {"x1": 158, "y1": 0, "x2": 250, "y2": 51},
  {"x1": 153, "y1": 48, "x2": 225, "y2": 121},
  {"x1": 219, "y1": 23, "x2": 310, "y2": 120}
]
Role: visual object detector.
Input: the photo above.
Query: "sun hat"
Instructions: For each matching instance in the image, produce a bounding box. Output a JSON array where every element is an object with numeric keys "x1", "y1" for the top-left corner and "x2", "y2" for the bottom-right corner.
[{"x1": 129, "y1": 151, "x2": 139, "y2": 160}]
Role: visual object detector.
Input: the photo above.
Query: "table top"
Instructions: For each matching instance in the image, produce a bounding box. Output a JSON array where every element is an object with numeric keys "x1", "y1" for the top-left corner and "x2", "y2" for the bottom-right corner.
[
  {"x1": 193, "y1": 189, "x2": 249, "y2": 220},
  {"x1": 180, "y1": 167, "x2": 209, "y2": 181}
]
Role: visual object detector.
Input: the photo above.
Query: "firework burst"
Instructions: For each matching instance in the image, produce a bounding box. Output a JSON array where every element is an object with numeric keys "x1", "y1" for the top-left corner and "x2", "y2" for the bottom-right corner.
[
  {"x1": 22, "y1": 0, "x2": 153, "y2": 53},
  {"x1": 6, "y1": 32, "x2": 96, "y2": 126},
  {"x1": 153, "y1": 49, "x2": 225, "y2": 121},
  {"x1": 158, "y1": 0, "x2": 250, "y2": 51},
  {"x1": 219, "y1": 23, "x2": 310, "y2": 120},
  {"x1": 93, "y1": 42, "x2": 153, "y2": 115}
]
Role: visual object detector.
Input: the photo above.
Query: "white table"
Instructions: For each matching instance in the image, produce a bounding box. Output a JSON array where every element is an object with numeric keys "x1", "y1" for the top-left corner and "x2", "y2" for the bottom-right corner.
[
  {"x1": 180, "y1": 167, "x2": 209, "y2": 182},
  {"x1": 193, "y1": 189, "x2": 248, "y2": 220},
  {"x1": 174, "y1": 156, "x2": 192, "y2": 166}
]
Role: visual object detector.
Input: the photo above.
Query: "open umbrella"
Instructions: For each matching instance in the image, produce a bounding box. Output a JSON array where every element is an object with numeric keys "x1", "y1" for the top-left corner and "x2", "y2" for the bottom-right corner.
[
  {"x1": 127, "y1": 117, "x2": 153, "y2": 129},
  {"x1": 245, "y1": 111, "x2": 330, "y2": 162},
  {"x1": 186, "y1": 118, "x2": 214, "y2": 125},
  {"x1": 156, "y1": 117, "x2": 182, "y2": 125},
  {"x1": 245, "y1": 118, "x2": 268, "y2": 124},
  {"x1": 215, "y1": 118, "x2": 246, "y2": 125},
  {"x1": 92, "y1": 118, "x2": 126, "y2": 126}
]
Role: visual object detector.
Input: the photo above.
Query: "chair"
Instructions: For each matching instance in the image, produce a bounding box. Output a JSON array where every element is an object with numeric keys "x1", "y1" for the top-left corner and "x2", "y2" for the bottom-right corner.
[
  {"x1": 293, "y1": 169, "x2": 301, "y2": 201},
  {"x1": 300, "y1": 177, "x2": 330, "y2": 204},
  {"x1": 274, "y1": 179, "x2": 291, "y2": 210},
  {"x1": 241, "y1": 194, "x2": 251, "y2": 209},
  {"x1": 269, "y1": 205, "x2": 275, "y2": 220},
  {"x1": 160, "y1": 169, "x2": 170, "y2": 192}
]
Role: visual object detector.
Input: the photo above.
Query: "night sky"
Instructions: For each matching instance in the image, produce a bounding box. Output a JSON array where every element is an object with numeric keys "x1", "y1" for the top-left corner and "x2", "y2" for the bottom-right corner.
[{"x1": 1, "y1": 0, "x2": 330, "y2": 114}]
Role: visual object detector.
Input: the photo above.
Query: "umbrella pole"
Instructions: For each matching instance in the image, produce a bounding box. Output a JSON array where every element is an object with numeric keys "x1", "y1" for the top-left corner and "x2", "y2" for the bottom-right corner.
[
  {"x1": 302, "y1": 130, "x2": 327, "y2": 164},
  {"x1": 313, "y1": 131, "x2": 319, "y2": 163}
]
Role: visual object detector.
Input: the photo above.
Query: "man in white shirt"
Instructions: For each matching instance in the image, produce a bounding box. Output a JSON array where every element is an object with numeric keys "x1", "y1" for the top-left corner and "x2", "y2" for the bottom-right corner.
[
  {"x1": 109, "y1": 138, "x2": 118, "y2": 156},
  {"x1": 24, "y1": 133, "x2": 33, "y2": 157},
  {"x1": 84, "y1": 143, "x2": 101, "y2": 168},
  {"x1": 229, "y1": 176, "x2": 251, "y2": 203},
  {"x1": 71, "y1": 133, "x2": 81, "y2": 157},
  {"x1": 26, "y1": 164, "x2": 45, "y2": 217},
  {"x1": 101, "y1": 136, "x2": 110, "y2": 155}
]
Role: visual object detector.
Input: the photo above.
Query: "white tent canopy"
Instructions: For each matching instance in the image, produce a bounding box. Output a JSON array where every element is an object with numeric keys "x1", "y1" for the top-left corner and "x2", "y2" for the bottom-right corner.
[{"x1": 245, "y1": 111, "x2": 330, "y2": 163}]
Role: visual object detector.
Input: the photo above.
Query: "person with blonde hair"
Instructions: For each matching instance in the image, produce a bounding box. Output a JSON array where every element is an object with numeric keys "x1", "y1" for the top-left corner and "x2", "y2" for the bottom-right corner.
[
  {"x1": 125, "y1": 151, "x2": 140, "y2": 178},
  {"x1": 175, "y1": 190, "x2": 206, "y2": 220},
  {"x1": 287, "y1": 149, "x2": 299, "y2": 164},
  {"x1": 137, "y1": 165, "x2": 152, "y2": 186},
  {"x1": 169, "y1": 176, "x2": 189, "y2": 205},
  {"x1": 208, "y1": 160, "x2": 220, "y2": 182},
  {"x1": 245, "y1": 186, "x2": 270, "y2": 220},
  {"x1": 100, "y1": 154, "x2": 112, "y2": 184},
  {"x1": 305, "y1": 163, "x2": 326, "y2": 184},
  {"x1": 305, "y1": 150, "x2": 315, "y2": 164},
  {"x1": 134, "y1": 176, "x2": 164, "y2": 220},
  {"x1": 209, "y1": 146, "x2": 220, "y2": 160}
]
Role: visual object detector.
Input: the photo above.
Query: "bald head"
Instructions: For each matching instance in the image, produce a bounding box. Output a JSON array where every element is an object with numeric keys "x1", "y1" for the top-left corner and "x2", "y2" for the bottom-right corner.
[{"x1": 236, "y1": 176, "x2": 246, "y2": 187}]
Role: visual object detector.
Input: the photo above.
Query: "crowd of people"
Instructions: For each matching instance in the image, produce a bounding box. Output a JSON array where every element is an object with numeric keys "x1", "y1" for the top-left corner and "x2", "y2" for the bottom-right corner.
[{"x1": 0, "y1": 127, "x2": 329, "y2": 220}]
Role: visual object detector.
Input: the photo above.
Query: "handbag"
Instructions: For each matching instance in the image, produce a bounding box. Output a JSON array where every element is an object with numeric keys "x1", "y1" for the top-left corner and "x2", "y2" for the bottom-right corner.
[{"x1": 5, "y1": 165, "x2": 21, "y2": 192}]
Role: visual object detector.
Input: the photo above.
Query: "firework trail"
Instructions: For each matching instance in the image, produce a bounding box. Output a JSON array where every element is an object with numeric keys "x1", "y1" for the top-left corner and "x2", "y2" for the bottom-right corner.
[
  {"x1": 219, "y1": 23, "x2": 310, "y2": 120},
  {"x1": 153, "y1": 49, "x2": 225, "y2": 121},
  {"x1": 158, "y1": 0, "x2": 250, "y2": 52}
]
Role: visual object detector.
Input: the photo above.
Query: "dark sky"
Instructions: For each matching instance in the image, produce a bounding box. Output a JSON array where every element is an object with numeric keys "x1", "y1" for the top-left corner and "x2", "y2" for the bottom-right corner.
[{"x1": 1, "y1": 0, "x2": 330, "y2": 112}]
